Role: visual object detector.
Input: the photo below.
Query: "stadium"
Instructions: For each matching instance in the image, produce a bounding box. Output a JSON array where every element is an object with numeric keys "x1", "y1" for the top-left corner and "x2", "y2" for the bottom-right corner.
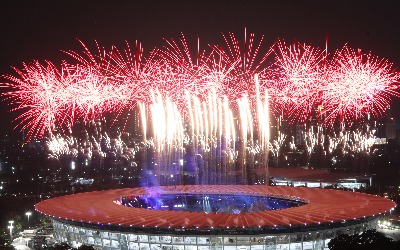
[{"x1": 35, "y1": 184, "x2": 396, "y2": 250}]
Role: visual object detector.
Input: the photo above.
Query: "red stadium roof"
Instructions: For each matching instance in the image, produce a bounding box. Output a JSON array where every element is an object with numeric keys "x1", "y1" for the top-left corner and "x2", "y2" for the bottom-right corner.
[
  {"x1": 35, "y1": 185, "x2": 396, "y2": 229},
  {"x1": 268, "y1": 167, "x2": 365, "y2": 181}
]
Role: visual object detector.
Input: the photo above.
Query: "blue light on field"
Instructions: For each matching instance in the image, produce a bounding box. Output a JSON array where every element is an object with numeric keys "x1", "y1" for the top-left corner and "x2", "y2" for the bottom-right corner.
[{"x1": 117, "y1": 193, "x2": 305, "y2": 214}]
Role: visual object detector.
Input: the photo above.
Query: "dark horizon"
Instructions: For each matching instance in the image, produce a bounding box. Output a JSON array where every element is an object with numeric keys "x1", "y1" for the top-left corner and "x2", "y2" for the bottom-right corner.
[{"x1": 1, "y1": 1, "x2": 400, "y2": 69}]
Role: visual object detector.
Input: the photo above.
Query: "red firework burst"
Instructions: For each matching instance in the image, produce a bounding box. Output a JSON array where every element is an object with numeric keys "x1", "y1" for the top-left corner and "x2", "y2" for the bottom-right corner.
[
  {"x1": 1, "y1": 61, "x2": 68, "y2": 138},
  {"x1": 210, "y1": 31, "x2": 272, "y2": 103},
  {"x1": 322, "y1": 45, "x2": 400, "y2": 125},
  {"x1": 265, "y1": 39, "x2": 326, "y2": 123}
]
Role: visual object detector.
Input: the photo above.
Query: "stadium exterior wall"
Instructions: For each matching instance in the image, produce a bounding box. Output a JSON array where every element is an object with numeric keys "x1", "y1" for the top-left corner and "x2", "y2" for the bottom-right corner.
[{"x1": 51, "y1": 217, "x2": 379, "y2": 250}]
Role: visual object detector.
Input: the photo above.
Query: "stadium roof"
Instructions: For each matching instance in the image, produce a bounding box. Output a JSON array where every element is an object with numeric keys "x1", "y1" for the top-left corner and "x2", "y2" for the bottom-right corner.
[{"x1": 35, "y1": 185, "x2": 395, "y2": 230}]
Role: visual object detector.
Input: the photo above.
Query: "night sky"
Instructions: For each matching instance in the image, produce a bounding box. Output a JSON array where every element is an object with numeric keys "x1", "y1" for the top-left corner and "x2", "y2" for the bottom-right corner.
[{"x1": 0, "y1": 0, "x2": 399, "y2": 138}]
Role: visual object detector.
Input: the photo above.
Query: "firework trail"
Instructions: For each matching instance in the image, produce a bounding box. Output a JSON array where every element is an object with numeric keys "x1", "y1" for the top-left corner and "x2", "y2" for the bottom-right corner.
[{"x1": 270, "y1": 132, "x2": 286, "y2": 167}]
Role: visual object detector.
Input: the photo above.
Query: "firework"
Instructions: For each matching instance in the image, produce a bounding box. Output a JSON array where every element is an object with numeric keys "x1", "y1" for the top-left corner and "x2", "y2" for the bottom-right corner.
[
  {"x1": 1, "y1": 61, "x2": 70, "y2": 138},
  {"x1": 322, "y1": 45, "x2": 400, "y2": 126},
  {"x1": 1, "y1": 32, "x2": 399, "y2": 185},
  {"x1": 132, "y1": 76, "x2": 269, "y2": 185},
  {"x1": 2, "y1": 33, "x2": 398, "y2": 139},
  {"x1": 265, "y1": 39, "x2": 327, "y2": 123}
]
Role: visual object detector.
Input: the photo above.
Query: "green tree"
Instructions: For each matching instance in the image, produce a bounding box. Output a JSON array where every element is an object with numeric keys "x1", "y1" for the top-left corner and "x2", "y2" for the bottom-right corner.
[
  {"x1": 0, "y1": 231, "x2": 15, "y2": 250},
  {"x1": 328, "y1": 233, "x2": 357, "y2": 250},
  {"x1": 328, "y1": 229, "x2": 398, "y2": 250},
  {"x1": 48, "y1": 242, "x2": 72, "y2": 250},
  {"x1": 77, "y1": 245, "x2": 95, "y2": 250},
  {"x1": 46, "y1": 242, "x2": 95, "y2": 250}
]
